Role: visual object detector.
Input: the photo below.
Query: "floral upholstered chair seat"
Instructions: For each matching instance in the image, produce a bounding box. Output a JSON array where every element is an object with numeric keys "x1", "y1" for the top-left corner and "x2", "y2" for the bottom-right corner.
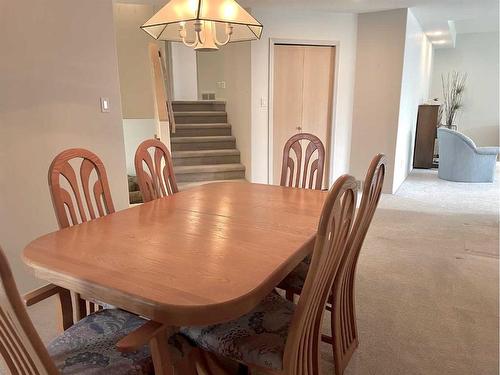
[
  {"x1": 180, "y1": 291, "x2": 295, "y2": 370},
  {"x1": 48, "y1": 309, "x2": 154, "y2": 374}
]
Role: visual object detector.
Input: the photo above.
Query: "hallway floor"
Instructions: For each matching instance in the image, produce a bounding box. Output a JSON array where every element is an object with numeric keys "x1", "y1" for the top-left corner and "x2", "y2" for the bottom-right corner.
[{"x1": 10, "y1": 167, "x2": 500, "y2": 374}]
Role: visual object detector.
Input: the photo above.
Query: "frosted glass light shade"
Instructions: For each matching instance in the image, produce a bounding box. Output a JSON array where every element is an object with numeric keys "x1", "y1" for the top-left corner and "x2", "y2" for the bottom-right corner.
[{"x1": 141, "y1": 0, "x2": 263, "y2": 43}]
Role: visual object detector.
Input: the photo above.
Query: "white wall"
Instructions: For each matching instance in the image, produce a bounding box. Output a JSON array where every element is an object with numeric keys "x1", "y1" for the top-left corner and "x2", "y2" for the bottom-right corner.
[
  {"x1": 350, "y1": 9, "x2": 407, "y2": 193},
  {"x1": 113, "y1": 3, "x2": 159, "y2": 178},
  {"x1": 169, "y1": 7, "x2": 435, "y2": 191},
  {"x1": 393, "y1": 10, "x2": 433, "y2": 191},
  {"x1": 113, "y1": 3, "x2": 156, "y2": 119},
  {"x1": 169, "y1": 9, "x2": 357, "y2": 184},
  {"x1": 122, "y1": 119, "x2": 157, "y2": 175},
  {"x1": 171, "y1": 43, "x2": 198, "y2": 100},
  {"x1": 197, "y1": 51, "x2": 226, "y2": 100},
  {"x1": 431, "y1": 32, "x2": 499, "y2": 146},
  {"x1": 196, "y1": 44, "x2": 253, "y2": 180},
  {"x1": 250, "y1": 9, "x2": 358, "y2": 184},
  {"x1": 350, "y1": 9, "x2": 433, "y2": 193},
  {"x1": 221, "y1": 43, "x2": 253, "y2": 180},
  {"x1": 0, "y1": 0, "x2": 129, "y2": 291}
]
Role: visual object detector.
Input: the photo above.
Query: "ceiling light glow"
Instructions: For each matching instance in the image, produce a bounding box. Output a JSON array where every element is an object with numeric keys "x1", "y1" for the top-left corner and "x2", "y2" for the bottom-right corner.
[
  {"x1": 141, "y1": 0, "x2": 263, "y2": 51},
  {"x1": 427, "y1": 31, "x2": 445, "y2": 37}
]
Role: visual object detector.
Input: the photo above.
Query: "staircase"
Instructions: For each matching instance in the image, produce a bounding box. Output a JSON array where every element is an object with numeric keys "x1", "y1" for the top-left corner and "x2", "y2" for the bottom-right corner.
[{"x1": 171, "y1": 101, "x2": 246, "y2": 190}]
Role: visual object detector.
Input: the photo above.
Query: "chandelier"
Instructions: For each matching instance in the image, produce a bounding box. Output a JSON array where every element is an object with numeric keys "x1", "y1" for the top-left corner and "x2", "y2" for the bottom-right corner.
[{"x1": 141, "y1": 0, "x2": 263, "y2": 51}]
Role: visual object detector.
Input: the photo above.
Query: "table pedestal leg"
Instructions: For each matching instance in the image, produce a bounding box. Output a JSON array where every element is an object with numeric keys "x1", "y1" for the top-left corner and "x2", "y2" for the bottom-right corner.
[
  {"x1": 193, "y1": 350, "x2": 232, "y2": 375},
  {"x1": 151, "y1": 327, "x2": 175, "y2": 375}
]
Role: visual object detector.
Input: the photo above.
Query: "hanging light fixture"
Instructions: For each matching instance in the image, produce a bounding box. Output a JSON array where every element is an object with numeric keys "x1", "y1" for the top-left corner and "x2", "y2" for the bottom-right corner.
[{"x1": 141, "y1": 0, "x2": 263, "y2": 51}]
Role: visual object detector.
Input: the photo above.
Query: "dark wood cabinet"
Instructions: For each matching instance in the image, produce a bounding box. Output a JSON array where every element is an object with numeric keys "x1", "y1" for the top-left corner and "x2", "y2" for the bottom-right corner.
[{"x1": 413, "y1": 104, "x2": 440, "y2": 169}]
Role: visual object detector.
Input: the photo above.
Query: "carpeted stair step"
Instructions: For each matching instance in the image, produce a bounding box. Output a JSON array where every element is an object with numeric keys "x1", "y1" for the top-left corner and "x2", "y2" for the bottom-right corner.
[
  {"x1": 172, "y1": 123, "x2": 231, "y2": 137},
  {"x1": 174, "y1": 163, "x2": 245, "y2": 183},
  {"x1": 172, "y1": 149, "x2": 240, "y2": 166},
  {"x1": 174, "y1": 111, "x2": 227, "y2": 124},
  {"x1": 172, "y1": 100, "x2": 226, "y2": 112},
  {"x1": 171, "y1": 136, "x2": 236, "y2": 151}
]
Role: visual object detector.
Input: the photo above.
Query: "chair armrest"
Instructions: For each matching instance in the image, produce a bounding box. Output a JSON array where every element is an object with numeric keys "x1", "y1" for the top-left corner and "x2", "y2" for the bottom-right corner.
[
  {"x1": 476, "y1": 147, "x2": 500, "y2": 155},
  {"x1": 116, "y1": 320, "x2": 165, "y2": 353},
  {"x1": 23, "y1": 284, "x2": 65, "y2": 306}
]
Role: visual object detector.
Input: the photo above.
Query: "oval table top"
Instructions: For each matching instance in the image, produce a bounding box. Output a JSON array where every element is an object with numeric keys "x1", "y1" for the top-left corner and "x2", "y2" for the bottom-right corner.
[{"x1": 24, "y1": 182, "x2": 327, "y2": 326}]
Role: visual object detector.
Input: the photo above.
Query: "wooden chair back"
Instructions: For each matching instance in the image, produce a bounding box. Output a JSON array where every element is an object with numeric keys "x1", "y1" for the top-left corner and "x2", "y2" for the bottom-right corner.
[
  {"x1": 134, "y1": 139, "x2": 178, "y2": 202},
  {"x1": 330, "y1": 153, "x2": 386, "y2": 374},
  {"x1": 283, "y1": 175, "x2": 357, "y2": 374},
  {"x1": 48, "y1": 149, "x2": 115, "y2": 229},
  {"x1": 48, "y1": 149, "x2": 115, "y2": 319},
  {"x1": 280, "y1": 133, "x2": 325, "y2": 190},
  {"x1": 0, "y1": 247, "x2": 59, "y2": 374}
]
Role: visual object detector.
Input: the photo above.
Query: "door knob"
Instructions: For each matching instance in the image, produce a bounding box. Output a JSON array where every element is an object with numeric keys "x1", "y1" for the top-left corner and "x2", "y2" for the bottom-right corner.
[{"x1": 296, "y1": 126, "x2": 302, "y2": 132}]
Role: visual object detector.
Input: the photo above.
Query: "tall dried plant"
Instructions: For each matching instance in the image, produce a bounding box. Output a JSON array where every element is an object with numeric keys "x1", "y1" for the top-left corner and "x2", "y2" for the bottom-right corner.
[{"x1": 440, "y1": 71, "x2": 467, "y2": 129}]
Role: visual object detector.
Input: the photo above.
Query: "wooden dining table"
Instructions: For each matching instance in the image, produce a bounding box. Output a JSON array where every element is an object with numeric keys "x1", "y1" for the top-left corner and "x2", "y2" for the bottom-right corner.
[{"x1": 24, "y1": 181, "x2": 327, "y2": 329}]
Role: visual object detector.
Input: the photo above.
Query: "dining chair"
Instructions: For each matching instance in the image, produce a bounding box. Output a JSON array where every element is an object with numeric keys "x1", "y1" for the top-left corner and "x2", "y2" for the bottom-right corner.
[
  {"x1": 280, "y1": 133, "x2": 326, "y2": 190},
  {"x1": 48, "y1": 148, "x2": 116, "y2": 325},
  {"x1": 48, "y1": 148, "x2": 115, "y2": 228},
  {"x1": 279, "y1": 153, "x2": 387, "y2": 375},
  {"x1": 134, "y1": 139, "x2": 178, "y2": 202},
  {"x1": 0, "y1": 245, "x2": 172, "y2": 375},
  {"x1": 179, "y1": 174, "x2": 357, "y2": 375}
]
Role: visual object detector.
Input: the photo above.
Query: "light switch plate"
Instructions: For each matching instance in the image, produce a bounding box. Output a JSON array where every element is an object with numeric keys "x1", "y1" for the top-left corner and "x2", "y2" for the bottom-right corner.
[{"x1": 100, "y1": 97, "x2": 110, "y2": 113}]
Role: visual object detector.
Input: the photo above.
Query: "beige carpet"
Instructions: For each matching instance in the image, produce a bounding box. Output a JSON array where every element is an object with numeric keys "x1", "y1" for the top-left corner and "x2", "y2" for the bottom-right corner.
[
  {"x1": 4, "y1": 168, "x2": 499, "y2": 374},
  {"x1": 335, "y1": 168, "x2": 499, "y2": 375}
]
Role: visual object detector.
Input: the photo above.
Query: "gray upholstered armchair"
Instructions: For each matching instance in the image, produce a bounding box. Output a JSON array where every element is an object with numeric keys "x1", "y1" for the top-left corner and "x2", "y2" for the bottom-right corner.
[{"x1": 437, "y1": 128, "x2": 499, "y2": 182}]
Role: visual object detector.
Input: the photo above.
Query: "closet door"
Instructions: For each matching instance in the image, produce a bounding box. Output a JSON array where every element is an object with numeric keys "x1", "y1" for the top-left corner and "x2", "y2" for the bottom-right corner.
[
  {"x1": 272, "y1": 44, "x2": 335, "y2": 187},
  {"x1": 272, "y1": 45, "x2": 305, "y2": 185},
  {"x1": 302, "y1": 46, "x2": 335, "y2": 187}
]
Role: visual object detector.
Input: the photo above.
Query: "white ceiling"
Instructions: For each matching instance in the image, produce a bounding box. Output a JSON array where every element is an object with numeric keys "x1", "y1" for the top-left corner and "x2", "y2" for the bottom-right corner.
[
  {"x1": 116, "y1": 0, "x2": 499, "y2": 41},
  {"x1": 239, "y1": 0, "x2": 499, "y2": 34}
]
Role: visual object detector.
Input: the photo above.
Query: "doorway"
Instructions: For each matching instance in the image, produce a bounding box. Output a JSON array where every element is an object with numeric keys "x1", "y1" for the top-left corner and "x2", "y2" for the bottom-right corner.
[{"x1": 270, "y1": 43, "x2": 335, "y2": 188}]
